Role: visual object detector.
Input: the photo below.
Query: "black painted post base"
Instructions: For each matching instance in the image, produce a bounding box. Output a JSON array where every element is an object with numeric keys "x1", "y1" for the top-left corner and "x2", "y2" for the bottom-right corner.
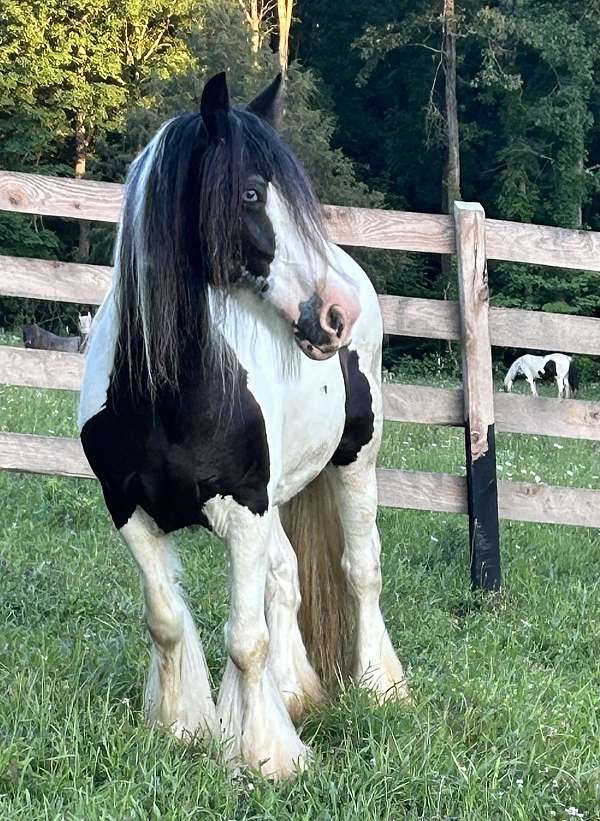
[{"x1": 465, "y1": 422, "x2": 501, "y2": 591}]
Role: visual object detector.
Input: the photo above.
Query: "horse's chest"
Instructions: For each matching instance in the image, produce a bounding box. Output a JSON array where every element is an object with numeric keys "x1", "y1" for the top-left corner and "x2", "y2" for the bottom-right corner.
[{"x1": 271, "y1": 364, "x2": 347, "y2": 503}]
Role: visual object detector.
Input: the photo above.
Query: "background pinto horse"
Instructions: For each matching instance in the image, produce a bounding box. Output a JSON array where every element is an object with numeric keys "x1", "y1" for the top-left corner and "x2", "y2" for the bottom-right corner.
[{"x1": 78, "y1": 73, "x2": 407, "y2": 779}]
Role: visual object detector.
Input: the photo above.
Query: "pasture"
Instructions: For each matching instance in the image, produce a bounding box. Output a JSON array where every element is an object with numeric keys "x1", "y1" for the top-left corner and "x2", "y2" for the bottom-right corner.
[{"x1": 1, "y1": 366, "x2": 600, "y2": 820}]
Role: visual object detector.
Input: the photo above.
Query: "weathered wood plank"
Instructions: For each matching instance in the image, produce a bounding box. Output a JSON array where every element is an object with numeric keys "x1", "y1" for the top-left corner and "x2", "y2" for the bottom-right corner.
[
  {"x1": 0, "y1": 171, "x2": 123, "y2": 223},
  {"x1": 498, "y1": 481, "x2": 600, "y2": 528},
  {"x1": 380, "y1": 297, "x2": 600, "y2": 356},
  {"x1": 486, "y1": 217, "x2": 600, "y2": 273},
  {"x1": 0, "y1": 347, "x2": 84, "y2": 391},
  {"x1": 383, "y1": 383, "x2": 600, "y2": 441},
  {"x1": 383, "y1": 384, "x2": 463, "y2": 426},
  {"x1": 378, "y1": 467, "x2": 600, "y2": 528},
  {"x1": 379, "y1": 295, "x2": 461, "y2": 340},
  {"x1": 323, "y1": 204, "x2": 454, "y2": 253},
  {"x1": 0, "y1": 358, "x2": 597, "y2": 443},
  {"x1": 0, "y1": 255, "x2": 111, "y2": 305},
  {"x1": 495, "y1": 393, "x2": 600, "y2": 440},
  {"x1": 0, "y1": 432, "x2": 93, "y2": 478},
  {"x1": 489, "y1": 307, "x2": 600, "y2": 356},
  {"x1": 455, "y1": 201, "x2": 501, "y2": 589},
  {"x1": 377, "y1": 468, "x2": 467, "y2": 513},
  {"x1": 0, "y1": 254, "x2": 596, "y2": 358},
  {"x1": 0, "y1": 434, "x2": 597, "y2": 530},
  {"x1": 2, "y1": 171, "x2": 600, "y2": 270}
]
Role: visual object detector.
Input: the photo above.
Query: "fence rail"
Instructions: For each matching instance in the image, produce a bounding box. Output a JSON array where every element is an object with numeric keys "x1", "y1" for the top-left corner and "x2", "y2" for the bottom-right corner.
[
  {"x1": 2, "y1": 170, "x2": 600, "y2": 270},
  {"x1": 1, "y1": 170, "x2": 600, "y2": 590}
]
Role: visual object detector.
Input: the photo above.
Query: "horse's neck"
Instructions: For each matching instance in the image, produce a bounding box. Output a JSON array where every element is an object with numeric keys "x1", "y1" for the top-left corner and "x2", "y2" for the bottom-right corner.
[{"x1": 212, "y1": 287, "x2": 300, "y2": 381}]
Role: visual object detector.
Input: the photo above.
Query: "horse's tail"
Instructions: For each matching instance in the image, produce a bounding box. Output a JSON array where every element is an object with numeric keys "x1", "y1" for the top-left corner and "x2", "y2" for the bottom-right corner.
[
  {"x1": 568, "y1": 358, "x2": 580, "y2": 395},
  {"x1": 280, "y1": 470, "x2": 349, "y2": 685},
  {"x1": 504, "y1": 357, "x2": 521, "y2": 391}
]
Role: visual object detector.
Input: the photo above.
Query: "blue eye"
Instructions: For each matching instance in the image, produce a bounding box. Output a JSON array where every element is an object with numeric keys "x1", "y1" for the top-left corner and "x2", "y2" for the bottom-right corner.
[{"x1": 242, "y1": 189, "x2": 259, "y2": 203}]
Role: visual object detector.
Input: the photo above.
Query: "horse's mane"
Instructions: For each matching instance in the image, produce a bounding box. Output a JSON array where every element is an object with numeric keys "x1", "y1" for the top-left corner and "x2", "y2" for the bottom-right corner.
[{"x1": 114, "y1": 107, "x2": 324, "y2": 402}]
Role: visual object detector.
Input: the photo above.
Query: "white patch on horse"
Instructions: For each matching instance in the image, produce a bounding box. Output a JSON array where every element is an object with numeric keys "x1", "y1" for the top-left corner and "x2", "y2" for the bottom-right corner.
[
  {"x1": 265, "y1": 512, "x2": 324, "y2": 722},
  {"x1": 120, "y1": 508, "x2": 216, "y2": 739},
  {"x1": 77, "y1": 286, "x2": 119, "y2": 429},
  {"x1": 204, "y1": 494, "x2": 311, "y2": 778}
]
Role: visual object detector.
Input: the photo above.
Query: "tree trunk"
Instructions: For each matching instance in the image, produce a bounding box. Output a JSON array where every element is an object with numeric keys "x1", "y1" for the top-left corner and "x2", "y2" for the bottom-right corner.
[
  {"x1": 246, "y1": 0, "x2": 261, "y2": 57},
  {"x1": 277, "y1": 0, "x2": 293, "y2": 74},
  {"x1": 441, "y1": 0, "x2": 461, "y2": 360},
  {"x1": 75, "y1": 111, "x2": 90, "y2": 261},
  {"x1": 443, "y1": 0, "x2": 461, "y2": 210},
  {"x1": 575, "y1": 156, "x2": 583, "y2": 228}
]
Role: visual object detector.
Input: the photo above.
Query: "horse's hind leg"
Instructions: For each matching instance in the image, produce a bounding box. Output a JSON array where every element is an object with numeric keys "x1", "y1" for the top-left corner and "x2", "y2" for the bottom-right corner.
[
  {"x1": 206, "y1": 498, "x2": 310, "y2": 779},
  {"x1": 330, "y1": 461, "x2": 410, "y2": 702},
  {"x1": 265, "y1": 511, "x2": 324, "y2": 723},
  {"x1": 120, "y1": 508, "x2": 216, "y2": 740}
]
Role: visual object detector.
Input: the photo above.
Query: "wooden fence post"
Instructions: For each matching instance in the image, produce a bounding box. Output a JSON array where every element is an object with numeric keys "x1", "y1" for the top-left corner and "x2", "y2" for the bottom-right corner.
[{"x1": 454, "y1": 201, "x2": 501, "y2": 591}]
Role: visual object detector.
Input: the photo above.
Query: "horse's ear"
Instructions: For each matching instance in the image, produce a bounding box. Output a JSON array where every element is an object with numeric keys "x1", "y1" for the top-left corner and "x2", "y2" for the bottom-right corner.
[
  {"x1": 200, "y1": 72, "x2": 231, "y2": 141},
  {"x1": 246, "y1": 74, "x2": 284, "y2": 129}
]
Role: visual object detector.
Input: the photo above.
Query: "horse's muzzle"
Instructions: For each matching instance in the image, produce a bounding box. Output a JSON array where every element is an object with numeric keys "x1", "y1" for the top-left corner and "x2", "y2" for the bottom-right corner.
[{"x1": 294, "y1": 334, "x2": 344, "y2": 361}]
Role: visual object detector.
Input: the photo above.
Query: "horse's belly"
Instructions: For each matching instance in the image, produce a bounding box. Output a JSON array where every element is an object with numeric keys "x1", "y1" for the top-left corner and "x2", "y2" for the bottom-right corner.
[{"x1": 273, "y1": 364, "x2": 346, "y2": 504}]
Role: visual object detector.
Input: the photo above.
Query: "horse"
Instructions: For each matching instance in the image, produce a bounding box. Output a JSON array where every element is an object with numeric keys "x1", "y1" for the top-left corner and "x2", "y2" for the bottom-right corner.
[
  {"x1": 23, "y1": 312, "x2": 92, "y2": 353},
  {"x1": 78, "y1": 72, "x2": 407, "y2": 779},
  {"x1": 503, "y1": 352, "x2": 579, "y2": 398}
]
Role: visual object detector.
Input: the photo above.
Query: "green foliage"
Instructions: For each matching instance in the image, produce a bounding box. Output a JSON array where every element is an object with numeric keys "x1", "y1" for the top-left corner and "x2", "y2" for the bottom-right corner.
[{"x1": 297, "y1": 0, "x2": 600, "y2": 322}]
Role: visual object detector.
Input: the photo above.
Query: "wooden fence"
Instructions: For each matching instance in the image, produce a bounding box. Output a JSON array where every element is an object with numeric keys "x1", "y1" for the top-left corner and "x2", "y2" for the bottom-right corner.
[{"x1": 1, "y1": 170, "x2": 600, "y2": 589}]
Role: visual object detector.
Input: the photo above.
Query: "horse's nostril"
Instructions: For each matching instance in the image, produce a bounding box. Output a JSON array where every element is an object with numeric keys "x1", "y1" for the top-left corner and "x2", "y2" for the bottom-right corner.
[{"x1": 327, "y1": 306, "x2": 345, "y2": 338}]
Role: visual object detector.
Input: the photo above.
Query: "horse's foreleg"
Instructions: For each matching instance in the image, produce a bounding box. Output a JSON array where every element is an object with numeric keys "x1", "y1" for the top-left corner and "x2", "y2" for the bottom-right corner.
[
  {"x1": 558, "y1": 375, "x2": 569, "y2": 399},
  {"x1": 206, "y1": 498, "x2": 310, "y2": 780},
  {"x1": 527, "y1": 376, "x2": 538, "y2": 395},
  {"x1": 120, "y1": 508, "x2": 216, "y2": 740},
  {"x1": 265, "y1": 512, "x2": 324, "y2": 723},
  {"x1": 330, "y1": 462, "x2": 409, "y2": 703}
]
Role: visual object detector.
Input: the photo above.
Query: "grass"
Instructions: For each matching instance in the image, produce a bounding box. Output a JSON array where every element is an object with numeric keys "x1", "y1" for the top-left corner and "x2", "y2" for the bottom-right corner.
[{"x1": 1, "y1": 375, "x2": 600, "y2": 819}]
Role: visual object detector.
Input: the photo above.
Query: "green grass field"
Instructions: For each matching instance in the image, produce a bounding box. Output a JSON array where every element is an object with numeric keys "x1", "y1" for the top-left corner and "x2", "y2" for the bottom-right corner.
[{"x1": 1, "y1": 377, "x2": 600, "y2": 820}]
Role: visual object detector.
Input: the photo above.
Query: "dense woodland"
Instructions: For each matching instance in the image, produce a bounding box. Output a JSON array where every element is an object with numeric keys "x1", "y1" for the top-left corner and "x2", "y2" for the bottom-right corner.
[{"x1": 0, "y1": 0, "x2": 599, "y2": 368}]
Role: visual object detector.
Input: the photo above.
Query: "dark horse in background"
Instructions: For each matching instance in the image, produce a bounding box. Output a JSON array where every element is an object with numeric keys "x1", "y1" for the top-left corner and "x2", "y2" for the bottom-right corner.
[
  {"x1": 23, "y1": 312, "x2": 92, "y2": 353},
  {"x1": 78, "y1": 73, "x2": 407, "y2": 779}
]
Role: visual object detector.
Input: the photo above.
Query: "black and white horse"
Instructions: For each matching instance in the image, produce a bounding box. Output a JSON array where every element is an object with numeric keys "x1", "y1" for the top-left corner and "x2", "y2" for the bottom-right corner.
[
  {"x1": 78, "y1": 73, "x2": 407, "y2": 778},
  {"x1": 503, "y1": 353, "x2": 579, "y2": 398}
]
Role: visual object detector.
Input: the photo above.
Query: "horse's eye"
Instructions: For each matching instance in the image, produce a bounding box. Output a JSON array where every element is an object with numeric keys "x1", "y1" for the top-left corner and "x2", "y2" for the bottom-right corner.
[{"x1": 242, "y1": 189, "x2": 259, "y2": 204}]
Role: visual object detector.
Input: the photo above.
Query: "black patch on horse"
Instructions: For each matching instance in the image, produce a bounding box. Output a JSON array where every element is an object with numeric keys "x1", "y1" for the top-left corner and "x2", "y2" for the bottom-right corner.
[
  {"x1": 331, "y1": 349, "x2": 374, "y2": 466},
  {"x1": 81, "y1": 347, "x2": 270, "y2": 533}
]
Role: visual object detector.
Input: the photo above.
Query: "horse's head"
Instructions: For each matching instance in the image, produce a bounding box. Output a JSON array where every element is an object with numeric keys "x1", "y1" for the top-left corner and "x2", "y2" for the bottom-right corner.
[
  {"x1": 116, "y1": 73, "x2": 364, "y2": 400},
  {"x1": 199, "y1": 73, "x2": 360, "y2": 360},
  {"x1": 541, "y1": 359, "x2": 557, "y2": 379},
  {"x1": 78, "y1": 312, "x2": 92, "y2": 337},
  {"x1": 22, "y1": 324, "x2": 35, "y2": 348}
]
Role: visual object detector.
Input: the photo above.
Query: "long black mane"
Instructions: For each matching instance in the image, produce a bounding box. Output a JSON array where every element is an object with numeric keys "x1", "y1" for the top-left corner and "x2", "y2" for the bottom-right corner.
[{"x1": 114, "y1": 106, "x2": 324, "y2": 402}]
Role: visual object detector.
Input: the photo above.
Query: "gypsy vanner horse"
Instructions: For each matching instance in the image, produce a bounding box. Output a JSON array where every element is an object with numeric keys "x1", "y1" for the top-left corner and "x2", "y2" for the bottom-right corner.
[{"x1": 79, "y1": 73, "x2": 407, "y2": 779}]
